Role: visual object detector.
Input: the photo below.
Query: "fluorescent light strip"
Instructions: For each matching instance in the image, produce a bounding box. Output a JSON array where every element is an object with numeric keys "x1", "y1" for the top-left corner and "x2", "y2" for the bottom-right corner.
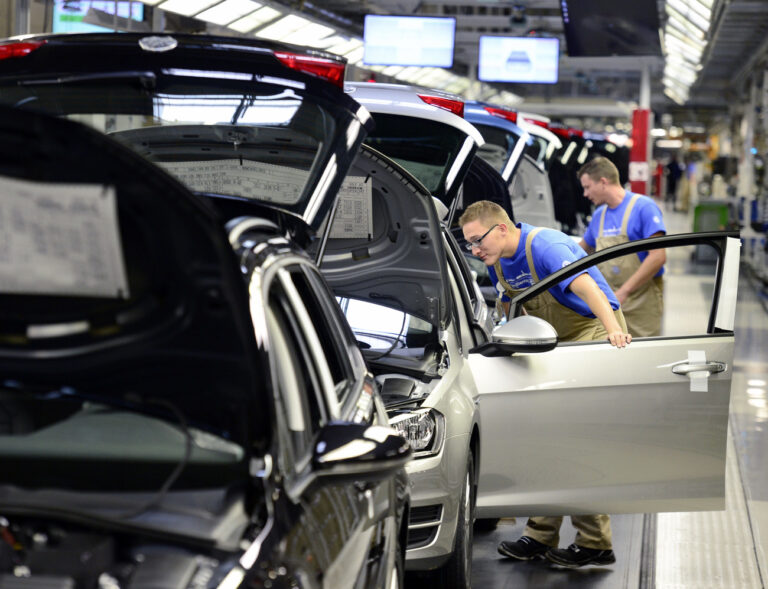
[
  {"x1": 281, "y1": 22, "x2": 335, "y2": 46},
  {"x1": 308, "y1": 34, "x2": 350, "y2": 50},
  {"x1": 665, "y1": 36, "x2": 703, "y2": 60},
  {"x1": 666, "y1": 14, "x2": 706, "y2": 40},
  {"x1": 666, "y1": 4, "x2": 710, "y2": 33},
  {"x1": 393, "y1": 66, "x2": 421, "y2": 81},
  {"x1": 229, "y1": 6, "x2": 281, "y2": 33},
  {"x1": 665, "y1": 26, "x2": 706, "y2": 48},
  {"x1": 196, "y1": 0, "x2": 263, "y2": 25},
  {"x1": 345, "y1": 47, "x2": 365, "y2": 65},
  {"x1": 253, "y1": 14, "x2": 312, "y2": 40},
  {"x1": 157, "y1": 0, "x2": 220, "y2": 17}
]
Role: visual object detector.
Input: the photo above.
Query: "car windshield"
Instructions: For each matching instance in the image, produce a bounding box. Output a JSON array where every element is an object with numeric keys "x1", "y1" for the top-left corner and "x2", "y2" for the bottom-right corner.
[
  {"x1": 337, "y1": 298, "x2": 439, "y2": 363},
  {"x1": 0, "y1": 386, "x2": 246, "y2": 493},
  {"x1": 362, "y1": 113, "x2": 469, "y2": 200},
  {"x1": 0, "y1": 72, "x2": 337, "y2": 214}
]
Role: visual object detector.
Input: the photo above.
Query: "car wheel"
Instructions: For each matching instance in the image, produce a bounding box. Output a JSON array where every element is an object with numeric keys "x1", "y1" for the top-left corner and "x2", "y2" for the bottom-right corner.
[{"x1": 429, "y1": 451, "x2": 475, "y2": 589}]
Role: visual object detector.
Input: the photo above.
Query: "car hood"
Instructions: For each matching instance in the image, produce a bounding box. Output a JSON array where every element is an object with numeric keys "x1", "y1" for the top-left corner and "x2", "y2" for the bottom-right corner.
[
  {"x1": 0, "y1": 104, "x2": 265, "y2": 448},
  {"x1": 319, "y1": 146, "x2": 450, "y2": 329}
]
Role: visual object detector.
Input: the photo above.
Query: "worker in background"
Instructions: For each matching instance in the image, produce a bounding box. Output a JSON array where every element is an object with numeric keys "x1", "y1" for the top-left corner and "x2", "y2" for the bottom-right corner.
[
  {"x1": 665, "y1": 154, "x2": 683, "y2": 209},
  {"x1": 460, "y1": 200, "x2": 629, "y2": 568},
  {"x1": 578, "y1": 156, "x2": 667, "y2": 337}
]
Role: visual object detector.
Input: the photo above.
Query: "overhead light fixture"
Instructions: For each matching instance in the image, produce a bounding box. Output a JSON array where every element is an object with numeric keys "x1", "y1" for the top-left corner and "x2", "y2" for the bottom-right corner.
[
  {"x1": 666, "y1": 3, "x2": 709, "y2": 33},
  {"x1": 254, "y1": 14, "x2": 313, "y2": 40},
  {"x1": 665, "y1": 26, "x2": 706, "y2": 49},
  {"x1": 344, "y1": 47, "x2": 365, "y2": 65},
  {"x1": 196, "y1": 0, "x2": 263, "y2": 26},
  {"x1": 382, "y1": 65, "x2": 405, "y2": 76},
  {"x1": 281, "y1": 22, "x2": 335, "y2": 46},
  {"x1": 326, "y1": 38, "x2": 362, "y2": 57},
  {"x1": 157, "y1": 0, "x2": 220, "y2": 17},
  {"x1": 393, "y1": 66, "x2": 421, "y2": 81},
  {"x1": 229, "y1": 6, "x2": 281, "y2": 33}
]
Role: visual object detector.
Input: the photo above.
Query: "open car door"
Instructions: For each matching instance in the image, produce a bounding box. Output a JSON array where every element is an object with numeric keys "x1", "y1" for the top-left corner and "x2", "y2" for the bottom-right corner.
[{"x1": 470, "y1": 231, "x2": 740, "y2": 517}]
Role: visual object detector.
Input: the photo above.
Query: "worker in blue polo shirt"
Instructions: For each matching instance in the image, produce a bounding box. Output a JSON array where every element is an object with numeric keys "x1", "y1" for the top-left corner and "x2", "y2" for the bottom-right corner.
[
  {"x1": 577, "y1": 156, "x2": 667, "y2": 337},
  {"x1": 460, "y1": 199, "x2": 630, "y2": 568}
]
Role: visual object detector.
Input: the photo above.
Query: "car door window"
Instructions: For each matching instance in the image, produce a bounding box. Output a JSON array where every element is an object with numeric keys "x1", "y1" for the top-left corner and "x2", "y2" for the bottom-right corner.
[
  {"x1": 264, "y1": 267, "x2": 331, "y2": 471},
  {"x1": 508, "y1": 235, "x2": 729, "y2": 339},
  {"x1": 290, "y1": 264, "x2": 363, "y2": 406}
]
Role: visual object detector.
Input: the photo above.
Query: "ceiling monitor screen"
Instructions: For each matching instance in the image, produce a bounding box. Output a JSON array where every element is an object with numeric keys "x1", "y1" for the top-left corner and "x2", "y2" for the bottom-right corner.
[
  {"x1": 363, "y1": 15, "x2": 456, "y2": 68},
  {"x1": 53, "y1": 1, "x2": 144, "y2": 33},
  {"x1": 560, "y1": 0, "x2": 662, "y2": 56},
  {"x1": 478, "y1": 36, "x2": 560, "y2": 84}
]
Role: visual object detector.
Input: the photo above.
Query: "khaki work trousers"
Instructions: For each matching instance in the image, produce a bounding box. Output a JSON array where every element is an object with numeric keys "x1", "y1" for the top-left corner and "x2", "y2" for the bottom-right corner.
[{"x1": 524, "y1": 514, "x2": 612, "y2": 550}]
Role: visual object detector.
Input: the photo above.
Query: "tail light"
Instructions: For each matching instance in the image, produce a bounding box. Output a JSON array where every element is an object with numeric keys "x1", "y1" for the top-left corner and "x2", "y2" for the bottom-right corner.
[
  {"x1": 273, "y1": 51, "x2": 345, "y2": 88},
  {"x1": 419, "y1": 95, "x2": 465, "y2": 117},
  {"x1": 523, "y1": 117, "x2": 549, "y2": 129},
  {"x1": 0, "y1": 41, "x2": 46, "y2": 60},
  {"x1": 483, "y1": 106, "x2": 518, "y2": 123}
]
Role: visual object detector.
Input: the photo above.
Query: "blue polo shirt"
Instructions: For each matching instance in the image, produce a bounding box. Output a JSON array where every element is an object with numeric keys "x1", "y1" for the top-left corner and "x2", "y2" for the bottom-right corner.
[
  {"x1": 488, "y1": 223, "x2": 620, "y2": 317},
  {"x1": 583, "y1": 193, "x2": 666, "y2": 277}
]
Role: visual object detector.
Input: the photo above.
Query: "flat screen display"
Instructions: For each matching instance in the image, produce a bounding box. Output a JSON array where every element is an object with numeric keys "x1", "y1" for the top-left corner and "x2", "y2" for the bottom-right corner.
[
  {"x1": 560, "y1": 0, "x2": 661, "y2": 56},
  {"x1": 52, "y1": 1, "x2": 144, "y2": 33},
  {"x1": 363, "y1": 15, "x2": 456, "y2": 68},
  {"x1": 478, "y1": 36, "x2": 560, "y2": 84}
]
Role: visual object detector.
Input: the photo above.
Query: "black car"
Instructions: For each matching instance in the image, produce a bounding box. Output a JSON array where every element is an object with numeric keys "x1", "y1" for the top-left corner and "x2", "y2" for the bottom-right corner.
[{"x1": 0, "y1": 34, "x2": 410, "y2": 589}]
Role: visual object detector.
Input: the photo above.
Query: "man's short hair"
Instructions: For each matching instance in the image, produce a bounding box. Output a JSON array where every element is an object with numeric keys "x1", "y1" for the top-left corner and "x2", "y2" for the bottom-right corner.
[
  {"x1": 578, "y1": 156, "x2": 620, "y2": 185},
  {"x1": 458, "y1": 200, "x2": 512, "y2": 228}
]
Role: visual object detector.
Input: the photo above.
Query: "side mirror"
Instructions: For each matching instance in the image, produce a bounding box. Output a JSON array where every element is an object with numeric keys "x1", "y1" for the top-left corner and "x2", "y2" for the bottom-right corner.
[
  {"x1": 469, "y1": 315, "x2": 558, "y2": 357},
  {"x1": 312, "y1": 422, "x2": 412, "y2": 485}
]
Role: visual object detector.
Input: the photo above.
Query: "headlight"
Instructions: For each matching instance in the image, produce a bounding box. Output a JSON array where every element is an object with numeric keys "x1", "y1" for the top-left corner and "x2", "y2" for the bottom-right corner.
[{"x1": 388, "y1": 409, "x2": 445, "y2": 457}]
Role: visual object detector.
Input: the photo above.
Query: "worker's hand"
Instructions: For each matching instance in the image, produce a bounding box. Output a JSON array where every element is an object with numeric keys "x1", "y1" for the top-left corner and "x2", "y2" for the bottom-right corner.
[
  {"x1": 614, "y1": 286, "x2": 629, "y2": 305},
  {"x1": 607, "y1": 330, "x2": 631, "y2": 348}
]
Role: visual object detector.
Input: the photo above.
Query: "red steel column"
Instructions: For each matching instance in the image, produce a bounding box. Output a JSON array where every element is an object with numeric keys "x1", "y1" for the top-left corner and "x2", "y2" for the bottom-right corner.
[{"x1": 629, "y1": 108, "x2": 652, "y2": 195}]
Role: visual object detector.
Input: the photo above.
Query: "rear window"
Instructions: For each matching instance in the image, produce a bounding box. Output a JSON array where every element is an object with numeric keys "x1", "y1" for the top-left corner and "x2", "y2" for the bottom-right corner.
[
  {"x1": 0, "y1": 72, "x2": 339, "y2": 214},
  {"x1": 473, "y1": 122, "x2": 523, "y2": 175},
  {"x1": 363, "y1": 113, "x2": 468, "y2": 199}
]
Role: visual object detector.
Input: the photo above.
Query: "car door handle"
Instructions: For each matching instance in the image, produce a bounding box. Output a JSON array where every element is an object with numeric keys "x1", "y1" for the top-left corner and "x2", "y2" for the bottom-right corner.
[{"x1": 671, "y1": 361, "x2": 726, "y2": 376}]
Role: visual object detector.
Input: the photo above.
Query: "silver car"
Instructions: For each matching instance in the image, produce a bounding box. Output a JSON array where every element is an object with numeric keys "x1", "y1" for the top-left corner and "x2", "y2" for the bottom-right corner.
[{"x1": 329, "y1": 84, "x2": 740, "y2": 589}]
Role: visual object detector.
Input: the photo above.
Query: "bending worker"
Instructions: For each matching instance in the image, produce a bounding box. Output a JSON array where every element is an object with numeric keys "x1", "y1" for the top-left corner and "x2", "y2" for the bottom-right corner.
[
  {"x1": 459, "y1": 200, "x2": 630, "y2": 568},
  {"x1": 577, "y1": 156, "x2": 667, "y2": 337}
]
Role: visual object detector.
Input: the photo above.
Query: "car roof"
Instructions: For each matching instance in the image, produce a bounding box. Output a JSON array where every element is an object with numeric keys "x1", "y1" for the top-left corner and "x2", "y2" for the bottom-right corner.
[{"x1": 345, "y1": 82, "x2": 484, "y2": 146}]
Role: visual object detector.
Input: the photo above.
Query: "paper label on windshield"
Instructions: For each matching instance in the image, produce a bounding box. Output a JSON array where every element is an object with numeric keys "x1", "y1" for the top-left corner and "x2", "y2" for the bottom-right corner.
[
  {"x1": 0, "y1": 175, "x2": 129, "y2": 298},
  {"x1": 329, "y1": 177, "x2": 372, "y2": 239},
  {"x1": 159, "y1": 159, "x2": 308, "y2": 204}
]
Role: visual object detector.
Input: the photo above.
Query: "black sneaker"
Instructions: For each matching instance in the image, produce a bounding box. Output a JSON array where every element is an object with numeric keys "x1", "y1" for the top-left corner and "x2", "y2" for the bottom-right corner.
[
  {"x1": 545, "y1": 543, "x2": 616, "y2": 568},
  {"x1": 497, "y1": 536, "x2": 549, "y2": 560}
]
